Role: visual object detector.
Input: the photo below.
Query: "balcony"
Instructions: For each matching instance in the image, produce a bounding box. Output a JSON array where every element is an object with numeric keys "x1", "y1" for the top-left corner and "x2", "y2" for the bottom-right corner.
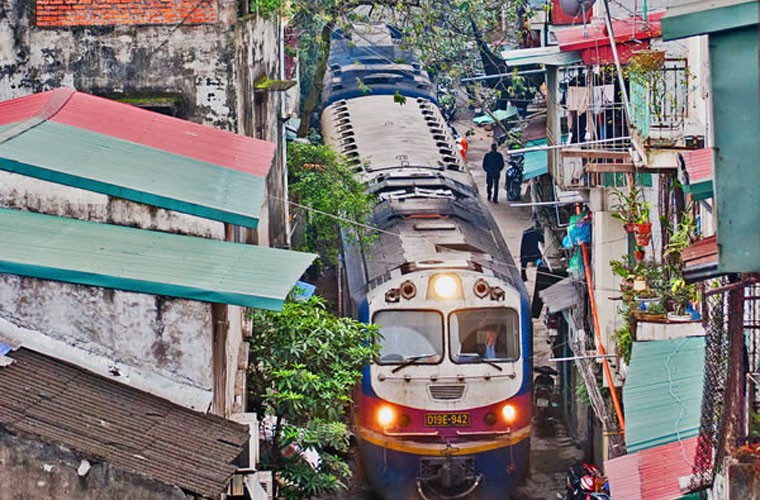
[{"x1": 629, "y1": 58, "x2": 702, "y2": 150}]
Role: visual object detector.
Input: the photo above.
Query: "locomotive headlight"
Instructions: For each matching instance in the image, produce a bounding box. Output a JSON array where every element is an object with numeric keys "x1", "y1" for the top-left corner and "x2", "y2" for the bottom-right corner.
[
  {"x1": 501, "y1": 404, "x2": 517, "y2": 423},
  {"x1": 377, "y1": 405, "x2": 396, "y2": 427},
  {"x1": 430, "y1": 274, "x2": 460, "y2": 300}
]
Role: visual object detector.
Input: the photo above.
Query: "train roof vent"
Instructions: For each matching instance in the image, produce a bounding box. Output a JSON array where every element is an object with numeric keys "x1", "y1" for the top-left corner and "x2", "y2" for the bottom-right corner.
[
  {"x1": 428, "y1": 384, "x2": 465, "y2": 401},
  {"x1": 433, "y1": 134, "x2": 446, "y2": 141},
  {"x1": 341, "y1": 131, "x2": 355, "y2": 139},
  {"x1": 422, "y1": 109, "x2": 434, "y2": 116},
  {"x1": 439, "y1": 148, "x2": 454, "y2": 156},
  {"x1": 343, "y1": 144, "x2": 358, "y2": 153}
]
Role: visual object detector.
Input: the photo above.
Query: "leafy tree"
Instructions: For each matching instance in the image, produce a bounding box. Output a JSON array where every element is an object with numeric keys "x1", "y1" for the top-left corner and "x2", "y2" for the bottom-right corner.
[
  {"x1": 247, "y1": 295, "x2": 381, "y2": 499},
  {"x1": 287, "y1": 141, "x2": 375, "y2": 267}
]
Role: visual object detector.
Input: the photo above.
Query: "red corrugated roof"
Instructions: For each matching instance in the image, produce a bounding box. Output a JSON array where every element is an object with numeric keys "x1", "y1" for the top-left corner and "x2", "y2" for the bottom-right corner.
[
  {"x1": 606, "y1": 436, "x2": 699, "y2": 500},
  {"x1": 0, "y1": 91, "x2": 49, "y2": 125},
  {"x1": 554, "y1": 11, "x2": 665, "y2": 51},
  {"x1": 1, "y1": 88, "x2": 275, "y2": 177},
  {"x1": 680, "y1": 148, "x2": 714, "y2": 183}
]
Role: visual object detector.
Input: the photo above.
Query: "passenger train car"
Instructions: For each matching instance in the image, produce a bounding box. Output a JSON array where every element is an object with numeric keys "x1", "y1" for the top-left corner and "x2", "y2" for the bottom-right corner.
[{"x1": 321, "y1": 24, "x2": 532, "y2": 500}]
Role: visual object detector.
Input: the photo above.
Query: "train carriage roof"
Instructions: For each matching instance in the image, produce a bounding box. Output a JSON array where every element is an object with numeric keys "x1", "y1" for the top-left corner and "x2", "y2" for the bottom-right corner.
[
  {"x1": 344, "y1": 193, "x2": 525, "y2": 299},
  {"x1": 322, "y1": 95, "x2": 467, "y2": 178}
]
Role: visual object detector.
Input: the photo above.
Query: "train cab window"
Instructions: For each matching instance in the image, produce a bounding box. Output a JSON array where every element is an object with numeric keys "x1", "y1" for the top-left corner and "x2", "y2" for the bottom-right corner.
[
  {"x1": 373, "y1": 310, "x2": 443, "y2": 365},
  {"x1": 449, "y1": 308, "x2": 520, "y2": 363}
]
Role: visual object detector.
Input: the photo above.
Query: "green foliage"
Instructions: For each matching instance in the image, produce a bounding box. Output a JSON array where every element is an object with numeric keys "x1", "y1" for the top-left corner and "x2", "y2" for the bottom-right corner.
[
  {"x1": 287, "y1": 142, "x2": 375, "y2": 266},
  {"x1": 249, "y1": 0, "x2": 284, "y2": 17},
  {"x1": 610, "y1": 184, "x2": 649, "y2": 226},
  {"x1": 393, "y1": 91, "x2": 408, "y2": 106},
  {"x1": 247, "y1": 295, "x2": 381, "y2": 499},
  {"x1": 612, "y1": 323, "x2": 632, "y2": 364}
]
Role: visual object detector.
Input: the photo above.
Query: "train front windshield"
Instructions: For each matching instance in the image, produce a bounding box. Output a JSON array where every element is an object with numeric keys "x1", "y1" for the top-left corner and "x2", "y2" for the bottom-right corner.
[
  {"x1": 449, "y1": 308, "x2": 520, "y2": 363},
  {"x1": 374, "y1": 310, "x2": 443, "y2": 364}
]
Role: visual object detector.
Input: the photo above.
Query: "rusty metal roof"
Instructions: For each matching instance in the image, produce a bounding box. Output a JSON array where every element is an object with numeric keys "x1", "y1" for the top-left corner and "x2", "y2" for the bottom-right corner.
[
  {"x1": 606, "y1": 436, "x2": 699, "y2": 500},
  {"x1": 0, "y1": 348, "x2": 249, "y2": 497}
]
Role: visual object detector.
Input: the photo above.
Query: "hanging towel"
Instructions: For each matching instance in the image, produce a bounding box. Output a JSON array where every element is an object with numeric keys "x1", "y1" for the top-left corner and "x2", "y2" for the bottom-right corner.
[{"x1": 566, "y1": 86, "x2": 590, "y2": 112}]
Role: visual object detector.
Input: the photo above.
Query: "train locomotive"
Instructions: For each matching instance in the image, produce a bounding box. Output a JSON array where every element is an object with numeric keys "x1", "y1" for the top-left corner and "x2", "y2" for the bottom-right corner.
[{"x1": 320, "y1": 24, "x2": 532, "y2": 500}]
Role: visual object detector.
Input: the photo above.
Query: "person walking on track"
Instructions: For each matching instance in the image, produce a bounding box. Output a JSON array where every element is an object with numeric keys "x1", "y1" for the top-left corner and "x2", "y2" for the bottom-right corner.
[{"x1": 482, "y1": 143, "x2": 505, "y2": 203}]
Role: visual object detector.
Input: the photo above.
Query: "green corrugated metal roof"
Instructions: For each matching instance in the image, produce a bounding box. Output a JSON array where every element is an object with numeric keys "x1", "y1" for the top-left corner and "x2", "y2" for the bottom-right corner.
[
  {"x1": 0, "y1": 208, "x2": 316, "y2": 311},
  {"x1": 624, "y1": 337, "x2": 705, "y2": 453},
  {"x1": 0, "y1": 121, "x2": 266, "y2": 228}
]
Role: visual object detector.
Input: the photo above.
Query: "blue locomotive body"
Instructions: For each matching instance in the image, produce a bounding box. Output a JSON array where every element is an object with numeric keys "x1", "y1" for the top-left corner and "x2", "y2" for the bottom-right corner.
[{"x1": 321, "y1": 24, "x2": 531, "y2": 500}]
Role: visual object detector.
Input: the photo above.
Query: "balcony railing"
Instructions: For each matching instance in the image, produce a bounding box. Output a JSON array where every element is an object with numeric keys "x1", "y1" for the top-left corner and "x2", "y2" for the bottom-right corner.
[{"x1": 629, "y1": 59, "x2": 689, "y2": 145}]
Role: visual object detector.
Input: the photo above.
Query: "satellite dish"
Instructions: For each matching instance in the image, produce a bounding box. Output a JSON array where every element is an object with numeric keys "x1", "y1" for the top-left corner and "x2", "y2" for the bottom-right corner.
[{"x1": 559, "y1": 0, "x2": 596, "y2": 17}]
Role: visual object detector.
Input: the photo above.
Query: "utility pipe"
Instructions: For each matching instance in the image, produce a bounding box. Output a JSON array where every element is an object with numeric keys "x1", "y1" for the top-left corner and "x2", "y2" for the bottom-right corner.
[{"x1": 577, "y1": 208, "x2": 626, "y2": 434}]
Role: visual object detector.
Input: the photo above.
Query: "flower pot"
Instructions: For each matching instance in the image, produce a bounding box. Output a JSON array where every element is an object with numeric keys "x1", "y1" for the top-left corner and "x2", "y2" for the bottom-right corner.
[
  {"x1": 635, "y1": 222, "x2": 652, "y2": 235},
  {"x1": 667, "y1": 312, "x2": 693, "y2": 322},
  {"x1": 636, "y1": 233, "x2": 652, "y2": 247},
  {"x1": 624, "y1": 222, "x2": 636, "y2": 234},
  {"x1": 634, "y1": 249, "x2": 645, "y2": 261}
]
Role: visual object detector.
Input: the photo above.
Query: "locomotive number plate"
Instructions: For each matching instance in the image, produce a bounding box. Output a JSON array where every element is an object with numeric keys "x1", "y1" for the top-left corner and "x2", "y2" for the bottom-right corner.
[{"x1": 424, "y1": 412, "x2": 471, "y2": 427}]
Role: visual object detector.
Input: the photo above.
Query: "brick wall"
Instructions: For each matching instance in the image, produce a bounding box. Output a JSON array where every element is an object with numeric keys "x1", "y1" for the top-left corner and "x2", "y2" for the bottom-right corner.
[{"x1": 35, "y1": 0, "x2": 217, "y2": 27}]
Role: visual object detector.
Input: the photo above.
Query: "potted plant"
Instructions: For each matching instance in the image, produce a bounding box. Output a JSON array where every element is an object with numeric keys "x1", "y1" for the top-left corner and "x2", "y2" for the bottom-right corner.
[
  {"x1": 667, "y1": 277, "x2": 698, "y2": 321},
  {"x1": 633, "y1": 246, "x2": 645, "y2": 261},
  {"x1": 611, "y1": 186, "x2": 644, "y2": 233},
  {"x1": 634, "y1": 202, "x2": 652, "y2": 247}
]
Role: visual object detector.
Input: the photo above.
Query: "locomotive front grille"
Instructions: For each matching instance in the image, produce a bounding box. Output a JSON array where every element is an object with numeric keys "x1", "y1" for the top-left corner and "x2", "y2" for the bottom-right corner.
[{"x1": 428, "y1": 384, "x2": 465, "y2": 400}]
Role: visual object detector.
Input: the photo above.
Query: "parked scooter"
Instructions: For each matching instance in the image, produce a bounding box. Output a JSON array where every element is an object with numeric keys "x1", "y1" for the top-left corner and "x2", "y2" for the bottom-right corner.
[
  {"x1": 564, "y1": 463, "x2": 610, "y2": 500},
  {"x1": 505, "y1": 152, "x2": 525, "y2": 201},
  {"x1": 533, "y1": 365, "x2": 558, "y2": 436}
]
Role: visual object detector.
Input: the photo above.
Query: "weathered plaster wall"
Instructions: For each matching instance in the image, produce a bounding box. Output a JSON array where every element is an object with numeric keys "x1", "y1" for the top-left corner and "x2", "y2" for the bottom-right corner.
[
  {"x1": 0, "y1": 0, "x2": 240, "y2": 129},
  {"x1": 0, "y1": 172, "x2": 219, "y2": 410},
  {"x1": 0, "y1": 432, "x2": 189, "y2": 500},
  {"x1": 0, "y1": 171, "x2": 227, "y2": 239},
  {"x1": 237, "y1": 15, "x2": 288, "y2": 248}
]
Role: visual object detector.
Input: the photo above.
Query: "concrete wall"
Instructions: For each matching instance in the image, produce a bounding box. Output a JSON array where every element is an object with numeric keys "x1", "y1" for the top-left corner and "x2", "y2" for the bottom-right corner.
[
  {"x1": 0, "y1": 172, "x2": 219, "y2": 410},
  {"x1": 0, "y1": 0, "x2": 240, "y2": 129},
  {"x1": 0, "y1": 1, "x2": 291, "y2": 416},
  {"x1": 0, "y1": 432, "x2": 189, "y2": 500}
]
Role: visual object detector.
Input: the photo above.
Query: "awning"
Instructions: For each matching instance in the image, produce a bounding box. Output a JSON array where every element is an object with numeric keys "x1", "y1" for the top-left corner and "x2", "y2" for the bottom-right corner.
[
  {"x1": 606, "y1": 436, "x2": 699, "y2": 500},
  {"x1": 473, "y1": 106, "x2": 518, "y2": 126},
  {"x1": 0, "y1": 89, "x2": 276, "y2": 228},
  {"x1": 500, "y1": 46, "x2": 582, "y2": 67},
  {"x1": 521, "y1": 135, "x2": 570, "y2": 181},
  {"x1": 679, "y1": 148, "x2": 714, "y2": 201},
  {"x1": 0, "y1": 207, "x2": 316, "y2": 311},
  {"x1": 682, "y1": 235, "x2": 720, "y2": 283},
  {"x1": 624, "y1": 337, "x2": 705, "y2": 453},
  {"x1": 662, "y1": 0, "x2": 759, "y2": 41},
  {"x1": 538, "y1": 277, "x2": 579, "y2": 314},
  {"x1": 553, "y1": 12, "x2": 665, "y2": 65}
]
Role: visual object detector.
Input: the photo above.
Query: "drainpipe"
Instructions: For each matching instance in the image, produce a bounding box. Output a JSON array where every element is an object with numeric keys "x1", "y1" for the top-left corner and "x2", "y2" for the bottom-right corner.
[{"x1": 577, "y1": 206, "x2": 626, "y2": 435}]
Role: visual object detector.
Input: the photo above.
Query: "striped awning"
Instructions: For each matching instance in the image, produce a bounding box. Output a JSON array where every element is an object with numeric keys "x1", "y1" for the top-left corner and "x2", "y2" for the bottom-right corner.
[
  {"x1": 0, "y1": 207, "x2": 316, "y2": 311},
  {"x1": 0, "y1": 89, "x2": 275, "y2": 228}
]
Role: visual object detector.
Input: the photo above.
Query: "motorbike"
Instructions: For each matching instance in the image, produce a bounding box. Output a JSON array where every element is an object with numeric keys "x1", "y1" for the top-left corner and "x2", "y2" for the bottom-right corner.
[
  {"x1": 564, "y1": 463, "x2": 611, "y2": 500},
  {"x1": 505, "y1": 152, "x2": 525, "y2": 202},
  {"x1": 533, "y1": 365, "x2": 558, "y2": 436}
]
